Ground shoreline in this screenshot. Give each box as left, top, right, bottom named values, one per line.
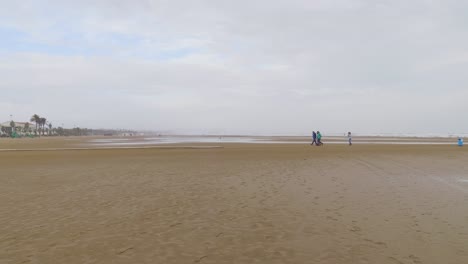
left=1, top=135, right=463, bottom=150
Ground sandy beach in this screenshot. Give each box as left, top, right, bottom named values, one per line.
left=1, top=138, right=467, bottom=264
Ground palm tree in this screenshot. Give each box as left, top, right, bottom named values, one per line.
left=40, top=118, right=47, bottom=136
left=10, top=120, right=15, bottom=135
left=24, top=122, right=30, bottom=135
left=57, top=127, right=64, bottom=136
left=30, top=114, right=40, bottom=135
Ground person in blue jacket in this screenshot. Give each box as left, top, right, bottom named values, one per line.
left=311, top=131, right=317, bottom=146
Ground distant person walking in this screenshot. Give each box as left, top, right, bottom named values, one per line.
left=348, top=132, right=352, bottom=146
left=316, top=131, right=323, bottom=146
left=311, top=131, right=317, bottom=146
left=458, top=137, right=464, bottom=147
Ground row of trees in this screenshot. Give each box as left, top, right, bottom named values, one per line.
left=1, top=114, right=54, bottom=137
left=0, top=114, right=93, bottom=137
left=30, top=114, right=52, bottom=136
left=2, top=114, right=137, bottom=137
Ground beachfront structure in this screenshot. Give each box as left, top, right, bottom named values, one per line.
left=1, top=121, right=35, bottom=135
left=1, top=121, right=34, bottom=128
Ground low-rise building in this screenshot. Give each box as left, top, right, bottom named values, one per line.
left=1, top=121, right=36, bottom=136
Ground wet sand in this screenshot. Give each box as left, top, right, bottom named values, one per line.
left=1, top=139, right=468, bottom=263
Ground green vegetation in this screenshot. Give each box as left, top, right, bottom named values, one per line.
left=1, top=114, right=136, bottom=138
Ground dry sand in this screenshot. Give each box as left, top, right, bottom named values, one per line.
left=1, top=138, right=468, bottom=264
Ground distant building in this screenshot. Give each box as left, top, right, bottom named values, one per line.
left=1, top=121, right=35, bottom=129
left=1, top=121, right=36, bottom=135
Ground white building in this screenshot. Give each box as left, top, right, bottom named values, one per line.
left=1, top=121, right=36, bottom=135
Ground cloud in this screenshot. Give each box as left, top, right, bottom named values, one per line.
left=1, top=0, right=468, bottom=134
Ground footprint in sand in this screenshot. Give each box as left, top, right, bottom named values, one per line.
left=387, top=256, right=405, bottom=264
left=117, top=247, right=134, bottom=255
left=194, top=255, right=207, bottom=263
left=363, top=238, right=387, bottom=248
left=408, top=254, right=422, bottom=264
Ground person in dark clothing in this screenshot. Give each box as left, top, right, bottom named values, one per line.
left=311, top=131, right=317, bottom=145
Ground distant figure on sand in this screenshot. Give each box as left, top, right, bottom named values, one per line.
left=348, top=132, right=352, bottom=146
left=458, top=137, right=464, bottom=147
left=311, top=131, right=317, bottom=146
left=316, top=131, right=323, bottom=146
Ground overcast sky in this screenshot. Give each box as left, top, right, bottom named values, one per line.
left=1, top=0, right=467, bottom=135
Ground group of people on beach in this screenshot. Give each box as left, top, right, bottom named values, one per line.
left=311, top=131, right=353, bottom=146
left=310, top=131, right=323, bottom=146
